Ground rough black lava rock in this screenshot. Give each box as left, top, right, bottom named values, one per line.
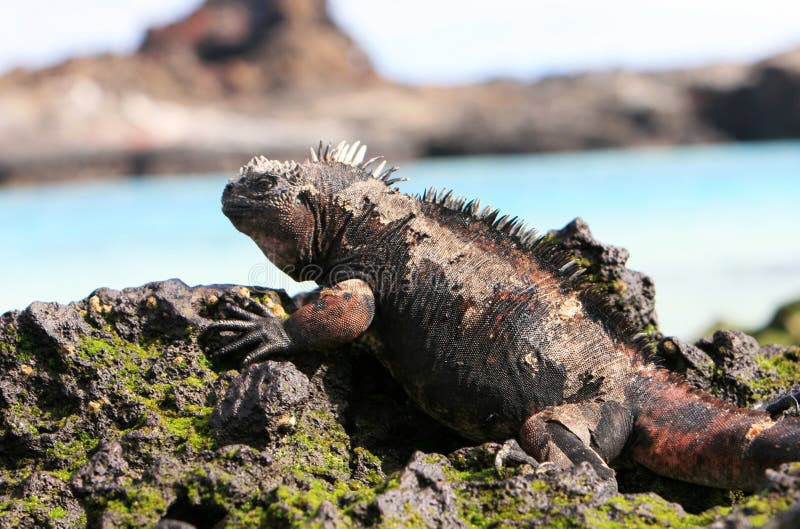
left=549, top=217, right=659, bottom=333
left=1, top=221, right=800, bottom=528
left=211, top=361, right=311, bottom=447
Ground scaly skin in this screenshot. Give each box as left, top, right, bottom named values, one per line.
left=209, top=141, right=800, bottom=490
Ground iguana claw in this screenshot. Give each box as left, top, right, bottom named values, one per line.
left=204, top=299, right=292, bottom=365
left=494, top=439, right=546, bottom=475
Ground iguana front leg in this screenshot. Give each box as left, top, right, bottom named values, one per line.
left=208, top=278, right=375, bottom=364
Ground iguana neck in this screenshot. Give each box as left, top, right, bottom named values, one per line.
left=306, top=184, right=418, bottom=287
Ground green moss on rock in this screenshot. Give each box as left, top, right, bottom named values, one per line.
left=2, top=281, right=800, bottom=528
left=95, top=485, right=168, bottom=528
left=751, top=347, right=800, bottom=398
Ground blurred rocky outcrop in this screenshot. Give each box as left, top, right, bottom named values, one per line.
left=0, top=0, right=799, bottom=185
left=139, top=0, right=375, bottom=93
left=695, top=48, right=800, bottom=140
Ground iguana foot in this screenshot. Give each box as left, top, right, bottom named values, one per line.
left=204, top=279, right=376, bottom=366
left=518, top=405, right=627, bottom=482
left=204, top=298, right=292, bottom=365
left=494, top=439, right=551, bottom=475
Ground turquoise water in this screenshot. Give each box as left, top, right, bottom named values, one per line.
left=2, top=141, right=799, bottom=339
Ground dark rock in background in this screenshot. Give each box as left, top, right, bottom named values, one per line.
left=695, top=49, right=800, bottom=141
left=139, top=0, right=376, bottom=92
left=549, top=217, right=659, bottom=333
left=747, top=298, right=800, bottom=347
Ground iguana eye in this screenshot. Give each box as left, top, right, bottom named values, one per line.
left=251, top=175, right=277, bottom=196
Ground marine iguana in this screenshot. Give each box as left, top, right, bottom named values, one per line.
left=209, top=140, right=800, bottom=490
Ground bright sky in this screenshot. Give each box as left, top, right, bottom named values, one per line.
left=0, top=0, right=798, bottom=83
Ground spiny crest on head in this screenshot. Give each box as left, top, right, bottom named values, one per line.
left=309, top=140, right=405, bottom=185
left=239, top=155, right=301, bottom=181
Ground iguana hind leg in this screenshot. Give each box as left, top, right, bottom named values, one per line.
left=206, top=278, right=375, bottom=365
left=518, top=401, right=633, bottom=481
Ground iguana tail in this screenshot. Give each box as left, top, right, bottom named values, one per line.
left=629, top=368, right=800, bottom=490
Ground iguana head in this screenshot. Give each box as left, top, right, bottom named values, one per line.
left=222, top=141, right=400, bottom=273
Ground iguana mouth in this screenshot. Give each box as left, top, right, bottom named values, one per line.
left=221, top=204, right=251, bottom=217
left=221, top=181, right=253, bottom=217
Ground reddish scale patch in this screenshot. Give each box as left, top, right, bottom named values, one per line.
left=631, top=369, right=779, bottom=489
left=286, top=284, right=374, bottom=349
